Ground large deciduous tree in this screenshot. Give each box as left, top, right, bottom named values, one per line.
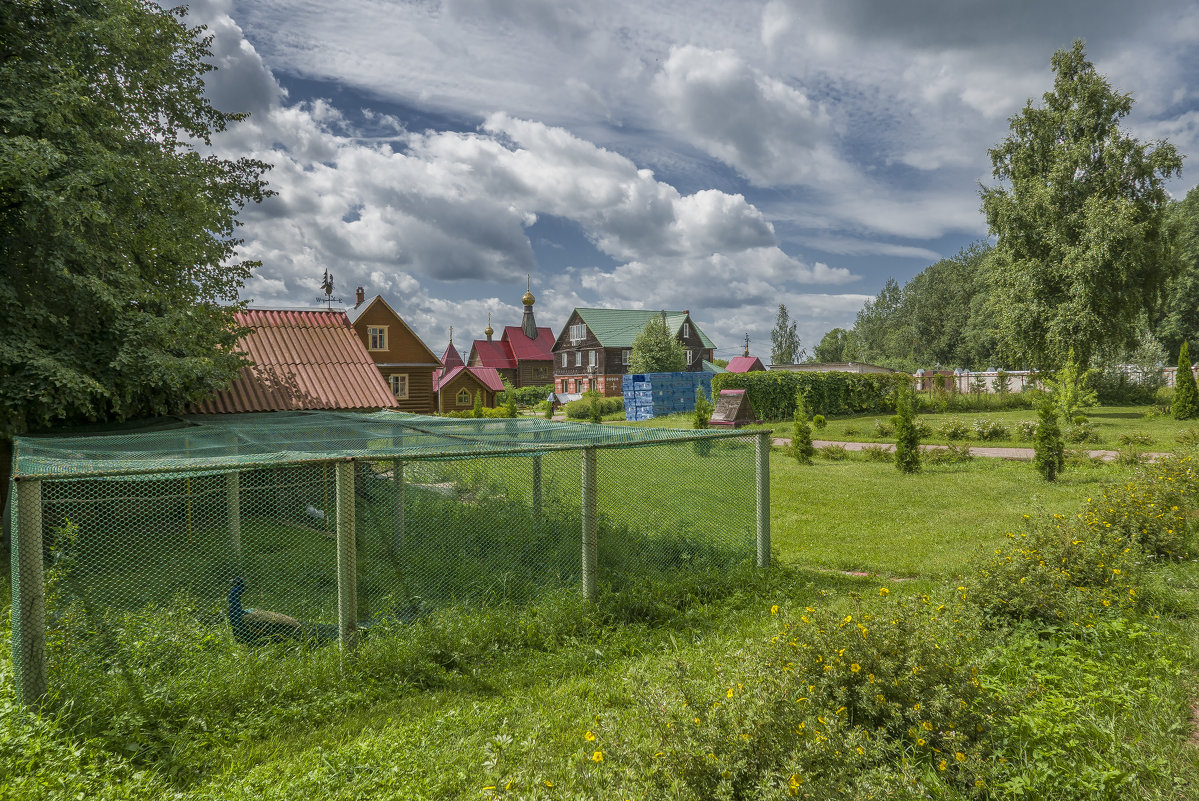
left=770, top=304, right=802, bottom=365
left=0, top=0, right=271, bottom=439
left=980, top=41, right=1181, bottom=371
left=1156, top=186, right=1199, bottom=361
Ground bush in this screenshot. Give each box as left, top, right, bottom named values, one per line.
left=444, top=405, right=510, bottom=419
left=817, top=444, right=848, bottom=461
left=926, top=443, right=973, bottom=464
left=812, top=414, right=827, bottom=430
left=712, top=370, right=908, bottom=420
left=972, top=418, right=1008, bottom=441
left=1065, top=420, right=1099, bottom=443
left=913, top=418, right=933, bottom=438
left=1033, top=397, right=1064, bottom=481
left=842, top=425, right=861, bottom=437
left=564, top=395, right=624, bottom=420
left=873, top=418, right=893, bottom=438
left=938, top=417, right=970, bottom=440
left=1016, top=419, right=1038, bottom=441
left=1176, top=427, right=1199, bottom=447
left=893, top=382, right=920, bottom=474
left=861, top=445, right=893, bottom=462
left=792, top=392, right=815, bottom=465
left=498, top=384, right=554, bottom=408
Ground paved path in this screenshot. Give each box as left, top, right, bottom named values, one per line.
left=770, top=438, right=1171, bottom=462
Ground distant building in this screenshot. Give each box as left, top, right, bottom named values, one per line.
left=346, top=288, right=442, bottom=413
left=551, top=308, right=716, bottom=397
left=435, top=330, right=505, bottom=412
left=191, top=309, right=397, bottom=413
left=467, top=281, right=554, bottom=387
left=726, top=356, right=766, bottom=373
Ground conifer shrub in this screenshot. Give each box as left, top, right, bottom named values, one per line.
left=693, top=386, right=713, bottom=430
left=1172, top=341, right=1198, bottom=420
left=791, top=392, right=815, bottom=465
left=812, top=414, right=827, bottom=430
left=893, top=383, right=921, bottom=474
left=1033, top=396, right=1064, bottom=481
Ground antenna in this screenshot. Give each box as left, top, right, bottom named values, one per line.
left=315, top=269, right=342, bottom=308
left=744, top=332, right=750, bottom=358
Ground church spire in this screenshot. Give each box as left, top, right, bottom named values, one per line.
left=521, top=275, right=539, bottom=340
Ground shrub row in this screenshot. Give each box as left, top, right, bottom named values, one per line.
left=713, top=370, right=908, bottom=420
left=563, top=395, right=624, bottom=420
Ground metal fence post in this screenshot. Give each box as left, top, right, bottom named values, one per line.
left=531, top=454, right=542, bottom=520
left=335, top=460, right=359, bottom=651
left=581, top=447, right=597, bottom=601
left=756, top=432, right=771, bottom=569
left=14, top=478, right=46, bottom=705
left=226, top=472, right=242, bottom=561
left=392, top=459, right=404, bottom=556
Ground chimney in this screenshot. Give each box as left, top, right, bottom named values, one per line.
left=355, top=286, right=365, bottom=305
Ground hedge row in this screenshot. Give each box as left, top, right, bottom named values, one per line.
left=564, top=395, right=624, bottom=420
left=712, top=370, right=909, bottom=419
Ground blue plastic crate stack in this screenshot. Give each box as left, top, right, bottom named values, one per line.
left=622, top=372, right=714, bottom=421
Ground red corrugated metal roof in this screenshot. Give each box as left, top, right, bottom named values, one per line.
left=440, top=341, right=465, bottom=370
left=726, top=356, right=765, bottom=373
left=471, top=339, right=517, bottom=369
left=191, top=309, right=398, bottom=414
left=502, top=326, right=555, bottom=361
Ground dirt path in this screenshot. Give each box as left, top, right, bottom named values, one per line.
left=770, top=438, right=1171, bottom=462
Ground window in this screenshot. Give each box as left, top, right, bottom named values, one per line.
left=533, top=366, right=548, bottom=379
left=574, top=351, right=581, bottom=367
left=388, top=373, right=409, bottom=400
left=367, top=326, right=387, bottom=350
left=456, top=388, right=471, bottom=405
left=570, top=323, right=587, bottom=342
left=561, top=353, right=567, bottom=367
left=682, top=322, right=690, bottom=339
left=621, top=349, right=630, bottom=365
left=687, top=349, right=695, bottom=365
left=588, top=350, right=597, bottom=367
left=589, top=379, right=597, bottom=391
left=570, top=380, right=578, bottom=393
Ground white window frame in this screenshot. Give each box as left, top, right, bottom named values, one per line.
left=367, top=326, right=387, bottom=351
left=574, top=351, right=581, bottom=367
left=570, top=322, right=587, bottom=342
left=561, top=352, right=567, bottom=367
left=621, top=349, right=630, bottom=365
left=588, top=349, right=598, bottom=367
left=388, top=373, right=409, bottom=400
left=687, top=349, right=696, bottom=365
left=682, top=322, right=690, bottom=339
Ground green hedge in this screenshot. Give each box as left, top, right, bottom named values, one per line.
left=564, top=395, right=624, bottom=420
left=712, top=370, right=909, bottom=419
left=498, top=384, right=554, bottom=408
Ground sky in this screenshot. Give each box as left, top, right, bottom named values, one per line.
left=189, top=0, right=1199, bottom=363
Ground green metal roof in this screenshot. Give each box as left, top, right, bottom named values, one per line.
left=574, top=309, right=717, bottom=349
left=702, top=360, right=727, bottom=373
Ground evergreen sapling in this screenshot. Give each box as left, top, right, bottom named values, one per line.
left=893, top=383, right=921, bottom=474
left=791, top=392, right=815, bottom=465
left=1173, top=342, right=1198, bottom=420
left=1033, top=396, right=1065, bottom=481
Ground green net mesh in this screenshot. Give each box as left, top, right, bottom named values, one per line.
left=9, top=411, right=763, bottom=703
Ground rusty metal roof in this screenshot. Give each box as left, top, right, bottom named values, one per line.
left=191, top=309, right=399, bottom=414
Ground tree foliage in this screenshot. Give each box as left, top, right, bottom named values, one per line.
left=812, top=328, right=857, bottom=363
left=770, top=304, right=802, bottom=365
left=628, top=315, right=686, bottom=374
left=693, top=386, right=713, bottom=430
left=0, top=0, right=271, bottom=437
left=1046, top=347, right=1097, bottom=421
left=1173, top=342, right=1198, bottom=420
left=1156, top=186, right=1199, bottom=361
left=980, top=41, right=1182, bottom=371
left=849, top=243, right=998, bottom=371
left=893, top=382, right=921, bottom=474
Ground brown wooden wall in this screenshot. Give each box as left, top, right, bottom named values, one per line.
left=438, top=373, right=497, bottom=411
left=351, top=300, right=440, bottom=413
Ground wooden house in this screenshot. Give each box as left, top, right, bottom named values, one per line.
left=726, top=355, right=766, bottom=373
left=551, top=309, right=716, bottom=397
left=467, top=283, right=554, bottom=387
left=435, top=333, right=505, bottom=411
left=345, top=288, right=442, bottom=413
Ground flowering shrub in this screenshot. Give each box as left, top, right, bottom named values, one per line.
left=926, top=444, right=974, bottom=465
left=938, top=418, right=971, bottom=440
left=629, top=596, right=994, bottom=799
left=1015, top=420, right=1038, bottom=441
left=1065, top=420, right=1099, bottom=443
left=873, top=418, right=893, bottom=437
left=972, top=418, right=1009, bottom=441
left=861, top=445, right=892, bottom=462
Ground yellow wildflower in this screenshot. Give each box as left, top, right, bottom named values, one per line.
left=771, top=604, right=780, bottom=615
left=850, top=663, right=861, bottom=673
left=584, top=731, right=596, bottom=742
left=592, top=751, right=604, bottom=763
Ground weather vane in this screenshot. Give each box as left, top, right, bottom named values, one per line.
left=315, top=268, right=342, bottom=308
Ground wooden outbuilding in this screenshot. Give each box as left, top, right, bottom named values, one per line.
left=345, top=288, right=442, bottom=413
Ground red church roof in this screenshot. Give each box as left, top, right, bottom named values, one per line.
left=502, top=325, right=555, bottom=361
left=726, top=356, right=766, bottom=373
left=440, top=341, right=465, bottom=371
left=433, top=365, right=506, bottom=393
left=472, top=339, right=517, bottom=369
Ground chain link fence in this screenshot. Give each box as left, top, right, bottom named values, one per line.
left=10, top=411, right=769, bottom=705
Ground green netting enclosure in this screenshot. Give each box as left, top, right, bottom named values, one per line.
left=9, top=411, right=770, bottom=705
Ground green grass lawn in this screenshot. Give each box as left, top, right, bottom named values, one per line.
left=4, top=438, right=1199, bottom=799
